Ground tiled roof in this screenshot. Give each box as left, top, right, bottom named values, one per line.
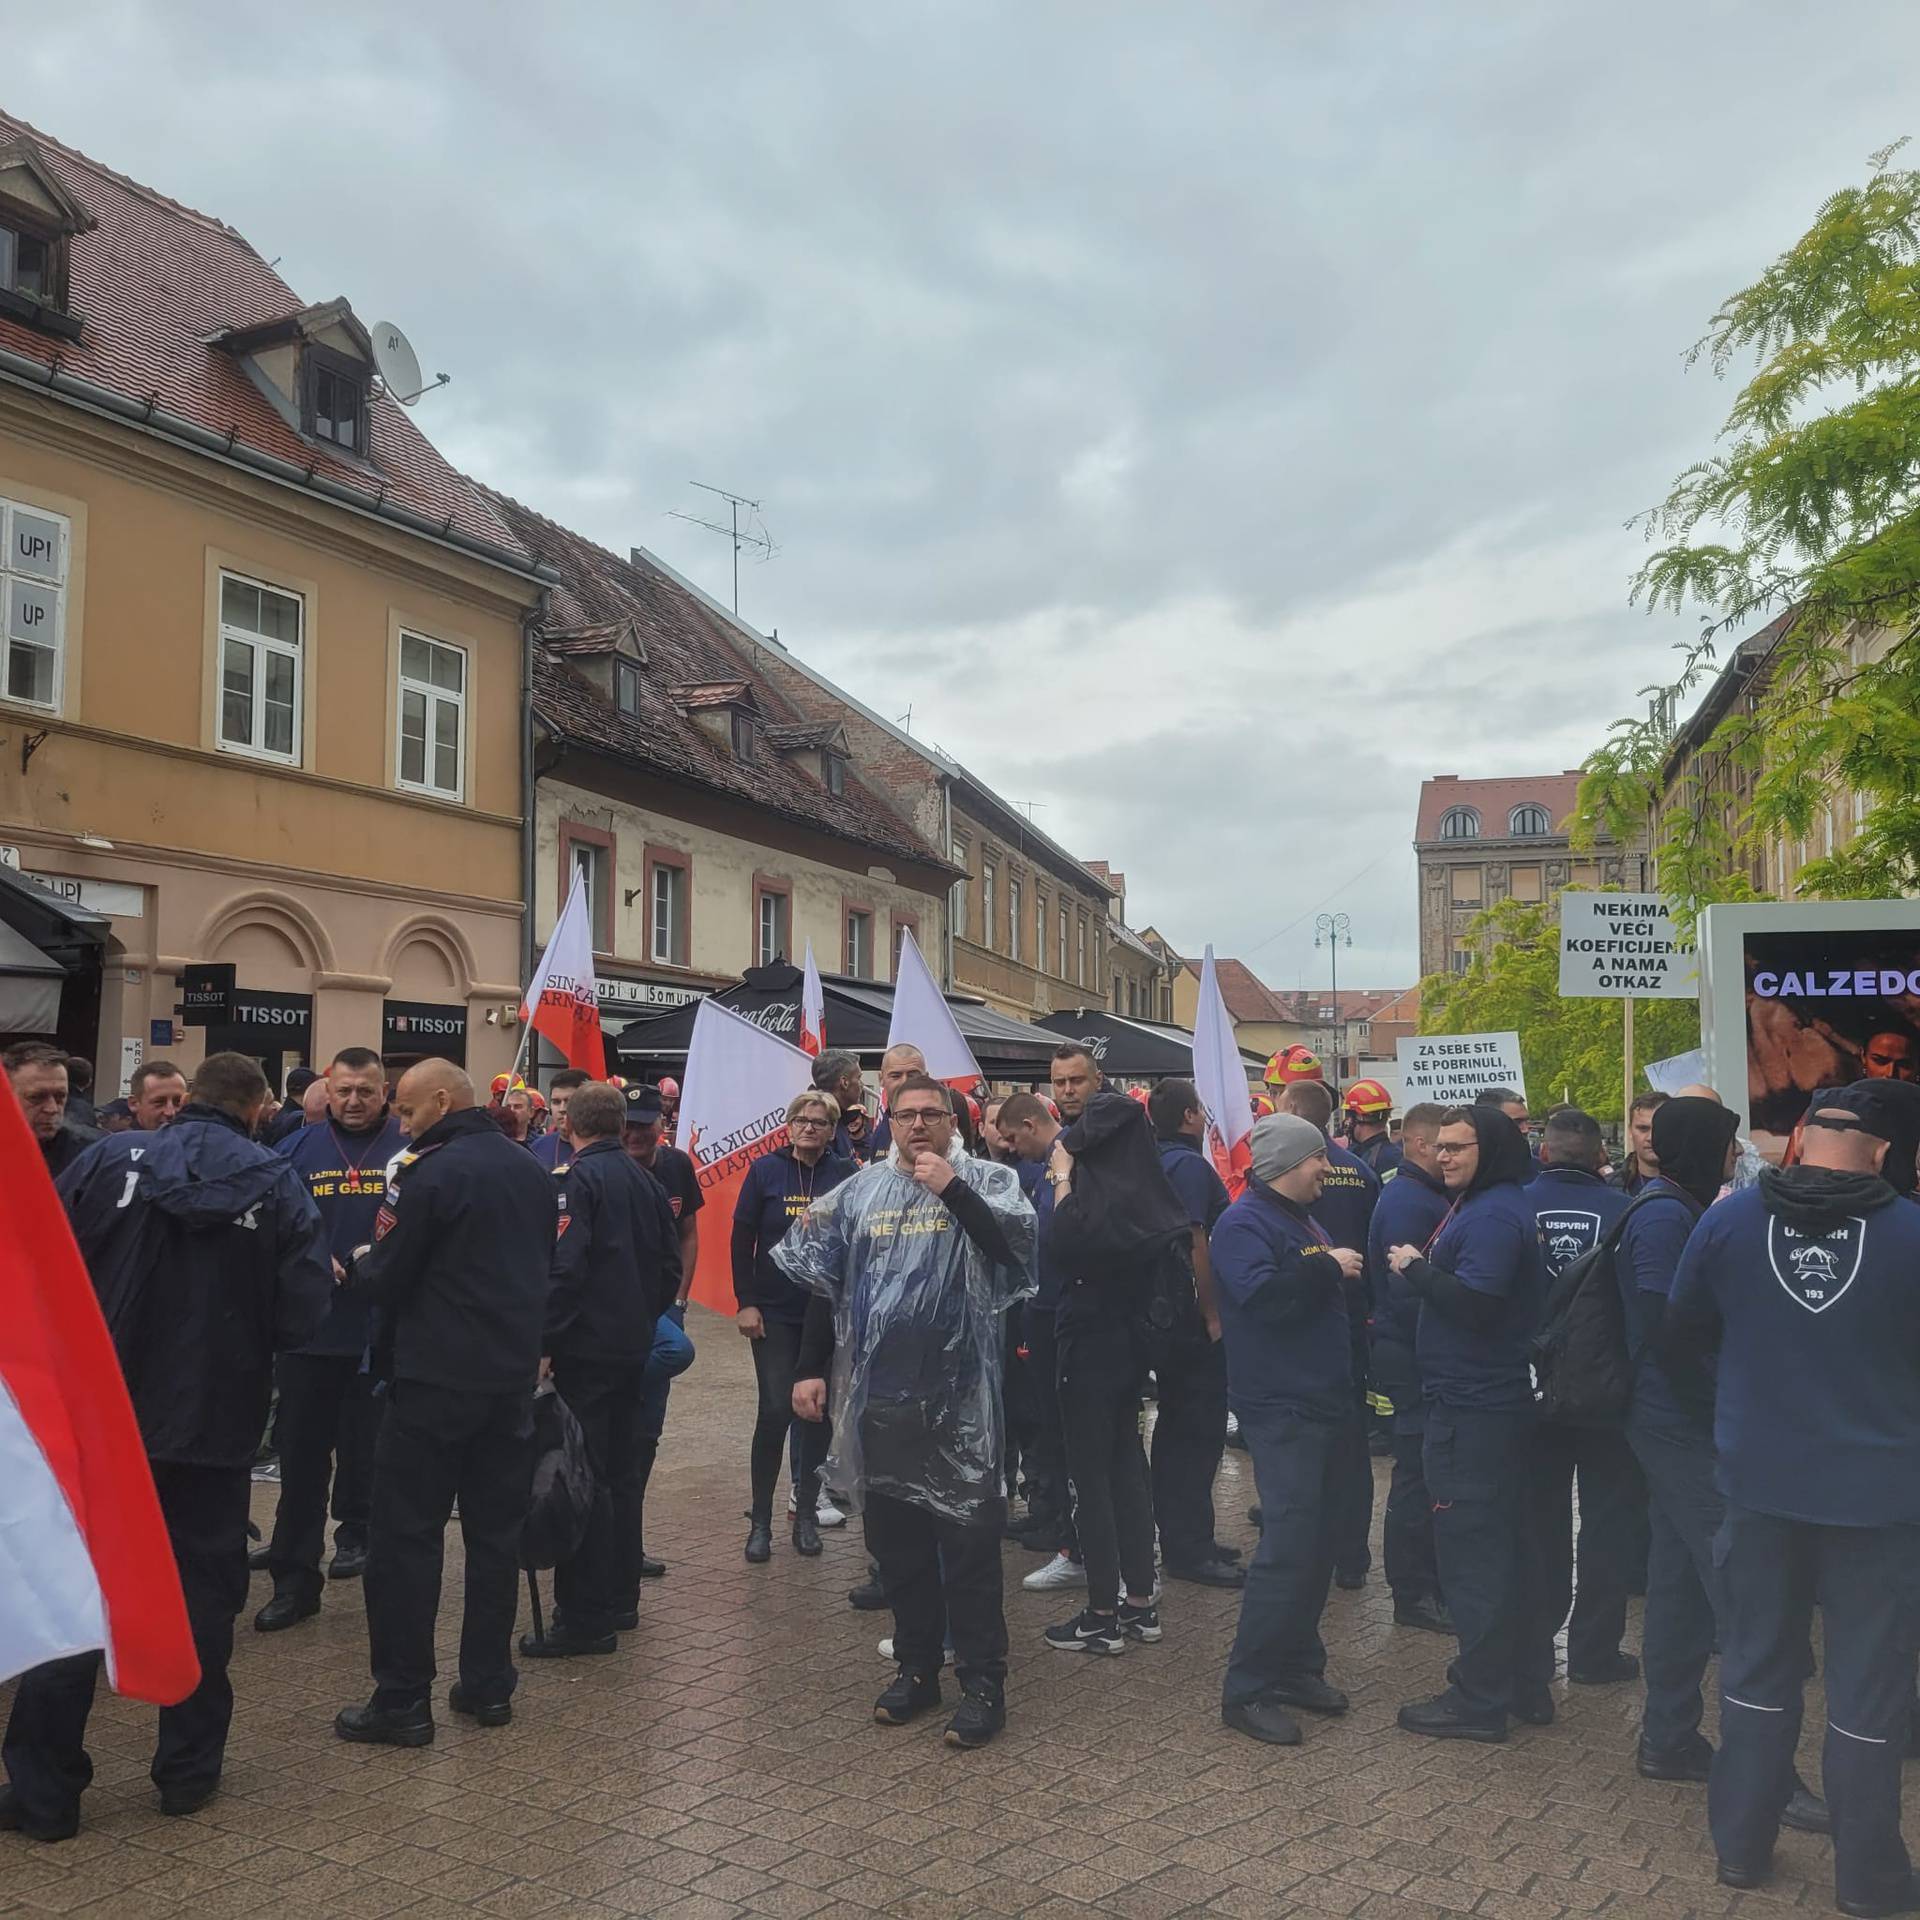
left=1178, top=959, right=1408, bottom=1027
left=765, top=721, right=843, bottom=752
left=1414, top=770, right=1586, bottom=844
left=0, top=111, right=526, bottom=563
left=489, top=489, right=954, bottom=874
left=670, top=680, right=753, bottom=710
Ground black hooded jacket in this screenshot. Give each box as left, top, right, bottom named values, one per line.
left=1649, top=1097, right=1741, bottom=1210
left=57, top=1105, right=333, bottom=1467
left=1049, top=1092, right=1190, bottom=1326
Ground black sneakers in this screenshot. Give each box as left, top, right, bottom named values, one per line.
left=1396, top=1692, right=1507, bottom=1743
left=1222, top=1699, right=1303, bottom=1746
left=519, top=1626, right=617, bottom=1659
left=1263, top=1675, right=1348, bottom=1717
left=874, top=1669, right=942, bottom=1725
left=1118, top=1602, right=1162, bottom=1644
left=943, top=1687, right=1006, bottom=1749
left=1044, top=1609, right=1126, bottom=1656
left=334, top=1698, right=435, bottom=1747
left=1392, top=1595, right=1454, bottom=1635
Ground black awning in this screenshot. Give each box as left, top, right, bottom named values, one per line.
left=0, top=864, right=109, bottom=961
left=1035, top=1008, right=1197, bottom=1078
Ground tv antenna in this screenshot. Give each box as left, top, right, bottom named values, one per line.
left=667, top=481, right=776, bottom=614
left=1012, top=800, right=1049, bottom=823
left=370, top=320, right=450, bottom=405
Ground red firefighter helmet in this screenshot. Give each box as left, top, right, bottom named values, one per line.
left=658, top=1076, right=681, bottom=1102
left=1264, top=1044, right=1324, bottom=1087
left=1343, top=1078, right=1393, bottom=1118
left=1250, top=1092, right=1276, bottom=1117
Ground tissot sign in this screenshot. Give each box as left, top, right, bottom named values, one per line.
left=383, top=998, right=467, bottom=1063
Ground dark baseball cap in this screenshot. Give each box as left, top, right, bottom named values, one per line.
left=622, top=1083, right=664, bottom=1120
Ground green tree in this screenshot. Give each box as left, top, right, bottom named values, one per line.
left=1418, top=899, right=1698, bottom=1124
left=1578, top=143, right=1920, bottom=912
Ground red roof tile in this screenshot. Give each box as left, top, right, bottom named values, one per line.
left=0, top=111, right=527, bottom=564
left=1414, top=770, right=1586, bottom=844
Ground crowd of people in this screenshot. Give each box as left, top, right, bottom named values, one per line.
left=7, top=1029, right=1920, bottom=1917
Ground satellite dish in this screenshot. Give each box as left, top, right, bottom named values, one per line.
left=371, top=320, right=426, bottom=405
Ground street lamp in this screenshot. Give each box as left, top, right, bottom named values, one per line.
left=1314, top=912, right=1353, bottom=1078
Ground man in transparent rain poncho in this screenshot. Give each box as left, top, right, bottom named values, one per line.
left=780, top=1072, right=1036, bottom=1750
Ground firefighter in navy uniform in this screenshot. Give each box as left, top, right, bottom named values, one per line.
left=529, top=1081, right=679, bottom=1656
left=1343, top=1080, right=1403, bottom=1178
left=334, top=1060, right=557, bottom=1747
left=1, top=1053, right=331, bottom=1840
left=1661, top=1082, right=1920, bottom=1915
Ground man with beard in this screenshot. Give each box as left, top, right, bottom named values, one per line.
left=1387, top=1105, right=1546, bottom=1741
left=1661, top=1082, right=1920, bottom=1912
left=257, top=1049, right=408, bottom=1626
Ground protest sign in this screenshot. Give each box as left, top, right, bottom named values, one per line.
left=1396, top=1031, right=1527, bottom=1105
left=1559, top=892, right=1698, bottom=1000
left=1644, top=1048, right=1706, bottom=1094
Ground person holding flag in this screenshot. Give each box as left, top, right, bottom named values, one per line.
left=3, top=1053, right=332, bottom=1838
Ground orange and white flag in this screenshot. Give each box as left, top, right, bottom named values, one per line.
left=679, top=999, right=815, bottom=1313
left=522, top=868, right=605, bottom=1075
left=888, top=925, right=981, bottom=1092
left=1194, top=944, right=1253, bottom=1196
left=799, top=939, right=826, bottom=1058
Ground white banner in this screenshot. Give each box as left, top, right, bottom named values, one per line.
left=887, top=926, right=982, bottom=1089
left=1558, top=891, right=1698, bottom=1000
left=1644, top=1048, right=1706, bottom=1094
left=1396, top=1030, right=1528, bottom=1105
left=800, top=939, right=826, bottom=1058
left=1193, top=945, right=1253, bottom=1195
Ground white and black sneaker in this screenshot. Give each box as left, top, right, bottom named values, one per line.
left=1118, top=1602, right=1162, bottom=1644
left=1044, top=1609, right=1126, bottom=1656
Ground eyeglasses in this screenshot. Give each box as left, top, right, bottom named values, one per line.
left=1434, top=1142, right=1476, bottom=1156
left=790, top=1115, right=832, bottom=1129
left=893, top=1106, right=951, bottom=1125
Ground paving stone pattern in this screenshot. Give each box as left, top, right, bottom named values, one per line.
left=0, top=1306, right=1888, bottom=1917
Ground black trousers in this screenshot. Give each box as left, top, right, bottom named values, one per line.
left=1384, top=1424, right=1441, bottom=1605
left=1148, top=1330, right=1227, bottom=1568
left=864, top=1490, right=1008, bottom=1692
left=1711, top=1505, right=1920, bottom=1911
left=1627, top=1410, right=1722, bottom=1751
left=265, top=1349, right=383, bottom=1600
left=1521, top=1420, right=1644, bottom=1690
left=1424, top=1406, right=1539, bottom=1721
left=1058, top=1312, right=1156, bottom=1613
left=1019, top=1306, right=1073, bottom=1546
left=362, top=1380, right=533, bottom=1710
left=551, top=1356, right=646, bottom=1638
left=748, top=1319, right=824, bottom=1521
left=4, top=1463, right=250, bottom=1823
left=1331, top=1408, right=1374, bottom=1579
left=1223, top=1408, right=1339, bottom=1709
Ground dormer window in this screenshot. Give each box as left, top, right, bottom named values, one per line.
left=304, top=344, right=367, bottom=454
left=615, top=657, right=641, bottom=716
left=0, top=227, right=50, bottom=300
left=823, top=751, right=845, bottom=797
left=0, top=138, right=94, bottom=341
left=731, top=710, right=756, bottom=760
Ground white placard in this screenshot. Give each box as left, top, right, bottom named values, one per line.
left=1396, top=1031, right=1527, bottom=1105
left=1558, top=892, right=1697, bottom=999
left=1644, top=1048, right=1706, bottom=1094
left=118, top=1035, right=143, bottom=1099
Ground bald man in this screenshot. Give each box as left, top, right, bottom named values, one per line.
left=867, top=1043, right=927, bottom=1161
left=333, top=1059, right=558, bottom=1748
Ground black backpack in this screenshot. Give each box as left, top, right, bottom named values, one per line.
left=1529, top=1191, right=1663, bottom=1425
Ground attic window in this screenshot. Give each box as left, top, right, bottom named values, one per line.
left=303, top=344, right=367, bottom=454
left=823, top=751, right=845, bottom=797
left=732, top=710, right=755, bottom=760
left=0, top=227, right=50, bottom=300
left=615, top=657, right=641, bottom=716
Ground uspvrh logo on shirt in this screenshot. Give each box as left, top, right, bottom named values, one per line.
left=1767, top=1216, right=1866, bottom=1313
left=1538, top=1209, right=1601, bottom=1276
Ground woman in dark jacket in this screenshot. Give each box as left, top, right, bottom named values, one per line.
left=732, top=1089, right=856, bottom=1562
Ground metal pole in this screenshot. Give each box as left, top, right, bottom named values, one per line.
left=731, top=497, right=740, bottom=613
left=1623, top=996, right=1635, bottom=1130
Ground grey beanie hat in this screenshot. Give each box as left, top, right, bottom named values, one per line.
left=1249, top=1112, right=1325, bottom=1185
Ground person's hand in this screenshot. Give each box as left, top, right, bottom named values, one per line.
left=1047, top=1142, right=1073, bottom=1182
left=1331, top=1247, right=1364, bottom=1284
left=537, top=1354, right=553, bottom=1385
left=332, top=1256, right=347, bottom=1285
left=911, top=1150, right=956, bottom=1195
left=1203, top=1310, right=1223, bottom=1344
left=1387, top=1244, right=1419, bottom=1275
left=792, top=1377, right=827, bottom=1422
left=736, top=1307, right=765, bottom=1340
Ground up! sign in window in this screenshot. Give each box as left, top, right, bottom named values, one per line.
left=2, top=497, right=68, bottom=710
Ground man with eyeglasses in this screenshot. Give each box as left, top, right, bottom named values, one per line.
left=780, top=1071, right=1036, bottom=1751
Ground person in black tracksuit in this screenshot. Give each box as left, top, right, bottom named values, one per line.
left=2, top=1053, right=330, bottom=1839
left=732, top=1091, right=856, bottom=1563
left=528, top=1083, right=680, bottom=1657
left=334, top=1061, right=557, bottom=1747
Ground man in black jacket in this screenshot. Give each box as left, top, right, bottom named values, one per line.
left=528, top=1082, right=679, bottom=1658
left=2, top=1052, right=331, bottom=1840
left=5, top=1040, right=100, bottom=1179
left=334, top=1060, right=557, bottom=1746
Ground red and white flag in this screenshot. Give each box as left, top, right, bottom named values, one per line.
left=0, top=1080, right=199, bottom=1701
left=679, top=999, right=816, bottom=1313
left=799, top=939, right=826, bottom=1058
left=522, top=868, right=605, bottom=1075
left=1193, top=944, right=1253, bottom=1197
left=887, top=925, right=981, bottom=1092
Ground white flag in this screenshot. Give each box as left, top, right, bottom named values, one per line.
left=521, top=868, right=604, bottom=1073
left=887, top=925, right=981, bottom=1091
left=1193, top=944, right=1253, bottom=1196
left=800, top=939, right=826, bottom=1058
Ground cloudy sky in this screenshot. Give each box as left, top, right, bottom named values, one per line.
left=14, top=4, right=1917, bottom=986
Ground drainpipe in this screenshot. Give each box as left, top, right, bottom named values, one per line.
left=942, top=778, right=956, bottom=990
left=519, top=593, right=548, bottom=987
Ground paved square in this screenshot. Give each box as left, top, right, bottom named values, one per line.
left=0, top=1306, right=1892, bottom=1916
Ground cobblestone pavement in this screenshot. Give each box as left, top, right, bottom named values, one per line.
left=0, top=1306, right=1886, bottom=1918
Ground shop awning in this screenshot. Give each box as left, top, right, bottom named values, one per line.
left=0, top=865, right=110, bottom=963
left=0, top=918, right=65, bottom=1033
left=1035, top=1008, right=1269, bottom=1078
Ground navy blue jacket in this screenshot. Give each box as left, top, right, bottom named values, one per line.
left=1367, top=1160, right=1451, bottom=1431
left=1158, top=1134, right=1231, bottom=1232
left=1418, top=1181, right=1544, bottom=1413
left=348, top=1106, right=558, bottom=1393
left=279, top=1112, right=407, bottom=1355
left=59, top=1106, right=332, bottom=1467
left=1614, top=1178, right=1709, bottom=1429
left=1524, top=1166, right=1632, bottom=1281
left=1351, top=1132, right=1404, bottom=1179
left=1668, top=1182, right=1920, bottom=1525
left=731, top=1146, right=856, bottom=1319
left=1210, top=1183, right=1352, bottom=1421
left=549, top=1137, right=681, bottom=1359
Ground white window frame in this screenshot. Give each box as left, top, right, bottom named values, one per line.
left=758, top=890, right=788, bottom=966
left=216, top=569, right=304, bottom=765
left=651, top=862, right=686, bottom=967
left=1077, top=918, right=1087, bottom=987
left=1439, top=807, right=1480, bottom=840
left=1058, top=907, right=1069, bottom=978
left=847, top=907, right=874, bottom=979
left=395, top=629, right=467, bottom=800
left=1, top=495, right=69, bottom=714
left=983, top=864, right=997, bottom=950
left=1008, top=878, right=1023, bottom=964
left=570, top=839, right=611, bottom=953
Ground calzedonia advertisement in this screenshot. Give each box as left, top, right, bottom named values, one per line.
left=1697, top=900, right=1920, bottom=1162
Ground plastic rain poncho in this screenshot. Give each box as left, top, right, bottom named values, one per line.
left=772, top=1142, right=1036, bottom=1522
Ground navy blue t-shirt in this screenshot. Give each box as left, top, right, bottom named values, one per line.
left=530, top=1130, right=565, bottom=1171
left=1158, top=1135, right=1230, bottom=1232
left=1210, top=1184, right=1352, bottom=1420
left=731, top=1148, right=856, bottom=1319
left=279, top=1113, right=407, bottom=1355
left=1367, top=1161, right=1452, bottom=1431
left=1669, top=1185, right=1920, bottom=1525
left=1418, top=1181, right=1544, bottom=1413
left=1524, top=1166, right=1632, bottom=1280
left=1027, top=1163, right=1069, bottom=1313
left=1613, top=1179, right=1709, bottom=1429
left=1313, top=1141, right=1380, bottom=1261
